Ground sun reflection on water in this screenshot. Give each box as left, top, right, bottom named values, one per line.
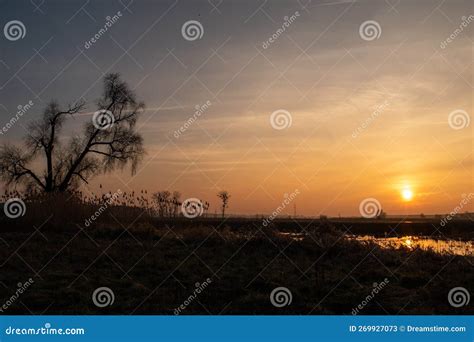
left=350, top=235, right=473, bottom=256
left=277, top=232, right=473, bottom=256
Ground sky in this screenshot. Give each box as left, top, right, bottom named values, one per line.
left=0, top=0, right=472, bottom=216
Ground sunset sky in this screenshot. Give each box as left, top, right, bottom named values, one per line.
left=0, top=0, right=472, bottom=216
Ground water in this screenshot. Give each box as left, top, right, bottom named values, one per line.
left=347, top=235, right=474, bottom=256
left=278, top=232, right=473, bottom=256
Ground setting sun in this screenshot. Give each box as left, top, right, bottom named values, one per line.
left=401, top=188, right=414, bottom=201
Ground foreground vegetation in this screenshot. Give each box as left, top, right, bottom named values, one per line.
left=1, top=207, right=472, bottom=314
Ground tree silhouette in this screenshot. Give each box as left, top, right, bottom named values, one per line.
left=0, top=73, right=144, bottom=192
left=171, top=191, right=181, bottom=217
left=153, top=190, right=171, bottom=217
left=217, top=190, right=230, bottom=218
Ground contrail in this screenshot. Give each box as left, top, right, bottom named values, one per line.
left=310, top=0, right=357, bottom=7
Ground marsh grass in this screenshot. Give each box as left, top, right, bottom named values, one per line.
left=1, top=223, right=473, bottom=314
left=0, top=194, right=472, bottom=315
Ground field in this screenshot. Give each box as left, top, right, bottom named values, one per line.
left=1, top=204, right=473, bottom=315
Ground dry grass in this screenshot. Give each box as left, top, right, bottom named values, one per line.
left=0, top=217, right=472, bottom=315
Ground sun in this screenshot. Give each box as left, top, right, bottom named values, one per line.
left=401, top=188, right=414, bottom=201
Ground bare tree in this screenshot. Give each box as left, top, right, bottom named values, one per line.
left=0, top=73, right=145, bottom=192
left=171, top=191, right=181, bottom=217
left=152, top=190, right=171, bottom=217
left=217, top=190, right=230, bottom=218
left=151, top=190, right=182, bottom=217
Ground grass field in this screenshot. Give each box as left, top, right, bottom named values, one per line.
left=1, top=212, right=472, bottom=315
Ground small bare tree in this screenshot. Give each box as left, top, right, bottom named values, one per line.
left=0, top=73, right=145, bottom=192
left=217, top=190, right=230, bottom=218
left=152, top=190, right=171, bottom=217
left=171, top=191, right=181, bottom=217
